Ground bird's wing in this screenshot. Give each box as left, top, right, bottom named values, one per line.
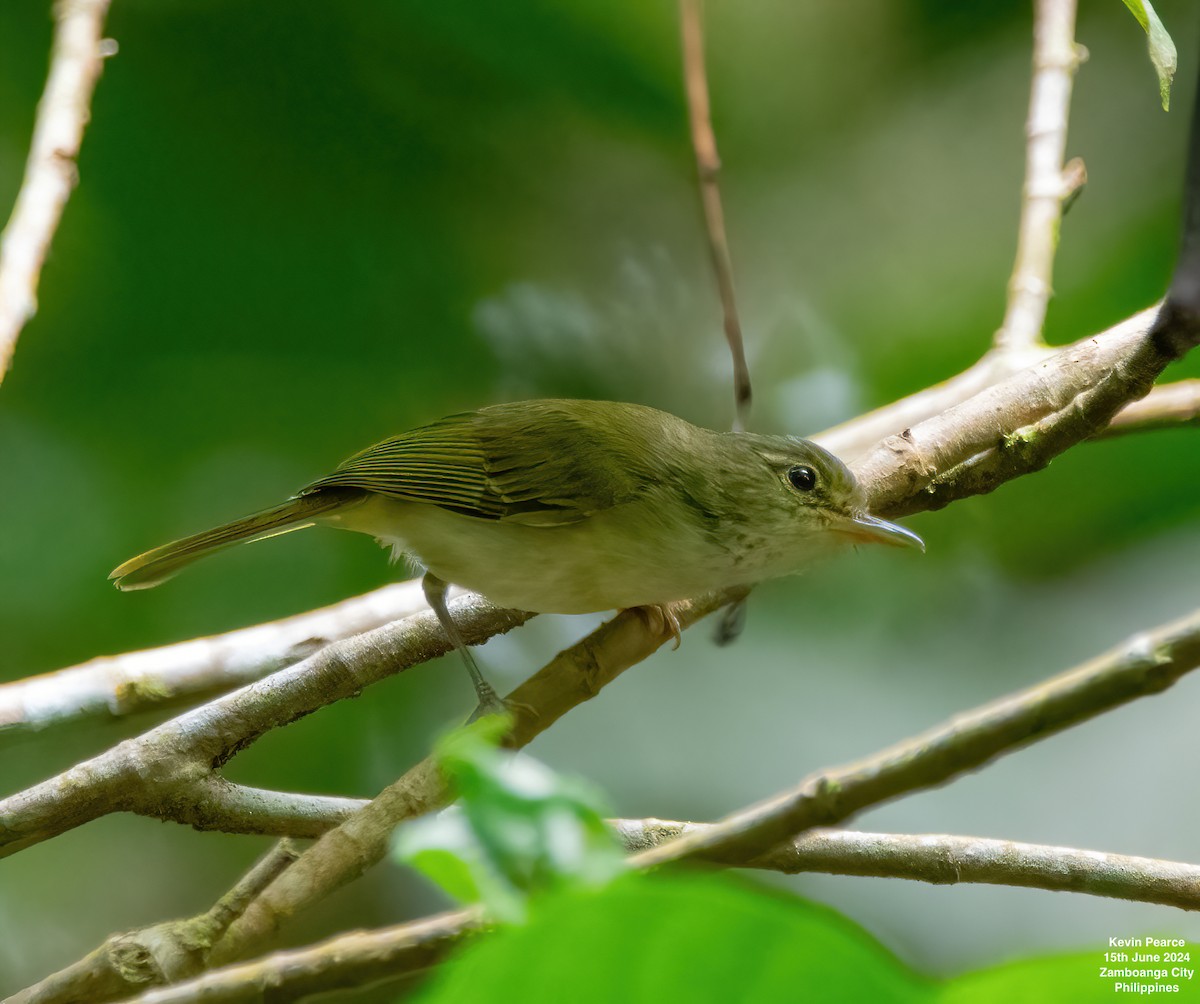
left=301, top=403, right=651, bottom=526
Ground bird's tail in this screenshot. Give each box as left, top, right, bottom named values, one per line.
left=109, top=488, right=364, bottom=590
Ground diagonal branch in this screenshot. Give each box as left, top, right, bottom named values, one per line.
left=9, top=840, right=301, bottom=1004
left=123, top=909, right=477, bottom=1004
left=628, top=605, right=1200, bottom=869
left=0, top=580, right=429, bottom=734
left=204, top=587, right=744, bottom=966
left=852, top=304, right=1196, bottom=517
left=0, top=594, right=534, bottom=856
left=0, top=0, right=114, bottom=385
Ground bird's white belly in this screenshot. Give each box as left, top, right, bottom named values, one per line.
left=321, top=493, right=808, bottom=614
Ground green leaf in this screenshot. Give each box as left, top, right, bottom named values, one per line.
left=394, top=807, right=531, bottom=922
left=396, top=843, right=482, bottom=906
left=414, top=869, right=1181, bottom=1003
left=414, top=874, right=934, bottom=1004
left=393, top=717, right=625, bottom=920
left=1121, top=0, right=1177, bottom=110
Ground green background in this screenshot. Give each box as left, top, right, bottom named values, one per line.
left=1, top=0, right=1198, bottom=997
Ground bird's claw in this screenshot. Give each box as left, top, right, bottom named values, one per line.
left=629, top=602, right=684, bottom=650
left=465, top=682, right=536, bottom=724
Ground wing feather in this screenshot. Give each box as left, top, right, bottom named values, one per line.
left=301, top=401, right=664, bottom=524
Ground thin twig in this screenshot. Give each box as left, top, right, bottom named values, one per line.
left=123, top=909, right=478, bottom=1004
left=0, top=0, right=113, bottom=385
left=679, top=0, right=751, bottom=431
left=617, top=822, right=1200, bottom=911
left=1103, top=378, right=1200, bottom=436
left=993, top=0, right=1082, bottom=354
left=0, top=580, right=428, bottom=734
left=815, top=0, right=1089, bottom=466
left=628, top=606, right=1200, bottom=869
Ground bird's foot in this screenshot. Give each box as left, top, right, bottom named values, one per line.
left=628, top=602, right=685, bottom=650
left=465, top=681, right=537, bottom=725
left=466, top=679, right=508, bottom=723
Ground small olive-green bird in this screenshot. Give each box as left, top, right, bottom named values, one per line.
left=111, top=399, right=922, bottom=712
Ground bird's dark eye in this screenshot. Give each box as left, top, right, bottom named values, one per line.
left=787, top=465, right=817, bottom=491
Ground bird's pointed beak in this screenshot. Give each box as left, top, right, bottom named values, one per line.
left=834, top=512, right=925, bottom=552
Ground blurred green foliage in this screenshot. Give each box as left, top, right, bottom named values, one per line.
left=421, top=874, right=933, bottom=1004
left=418, top=873, right=1130, bottom=1004
left=393, top=716, right=624, bottom=921
left=1, top=0, right=1198, bottom=998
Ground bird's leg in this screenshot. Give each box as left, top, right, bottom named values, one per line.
left=422, top=572, right=506, bottom=719
left=628, top=602, right=685, bottom=650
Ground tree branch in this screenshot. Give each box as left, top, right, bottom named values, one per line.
left=0, top=299, right=1179, bottom=747
left=204, top=586, right=744, bottom=966
left=0, top=594, right=534, bottom=856
left=628, top=605, right=1200, bottom=869
left=8, top=3, right=1200, bottom=999
left=0, top=584, right=742, bottom=989
left=993, top=0, right=1083, bottom=354
left=815, top=304, right=1197, bottom=471
left=70, top=819, right=1200, bottom=1004
left=17, top=551, right=1200, bottom=991
left=852, top=304, right=1197, bottom=517
left=113, top=593, right=1200, bottom=985
left=0, top=0, right=113, bottom=385
left=174, top=779, right=364, bottom=838
left=123, top=909, right=477, bottom=1004
left=617, top=821, right=1200, bottom=911
left=814, top=0, right=1091, bottom=465
left=1103, top=378, right=1200, bottom=436
left=814, top=305, right=1163, bottom=466
left=9, top=840, right=301, bottom=1004
left=679, top=0, right=751, bottom=431
left=3, top=292, right=1192, bottom=859
left=0, top=581, right=429, bottom=734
